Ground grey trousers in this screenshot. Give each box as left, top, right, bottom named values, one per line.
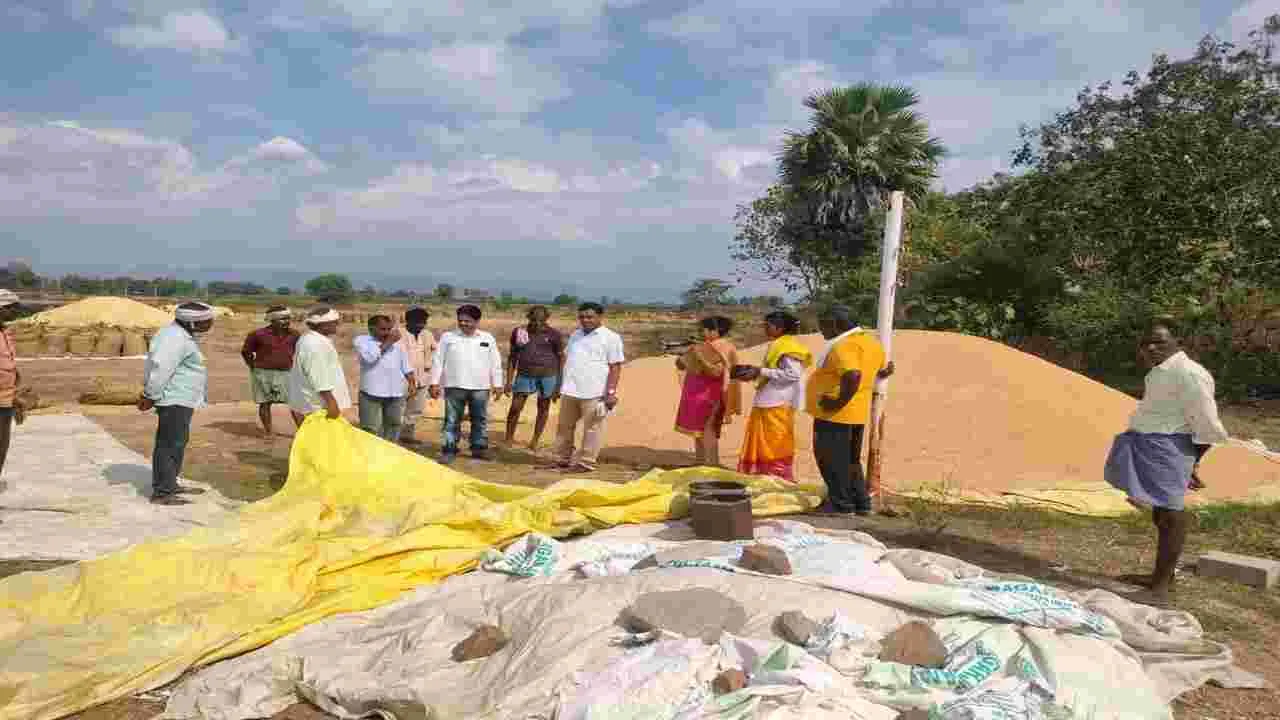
left=153, top=405, right=194, bottom=497
left=359, top=391, right=407, bottom=443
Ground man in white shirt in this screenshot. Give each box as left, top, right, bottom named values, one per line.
left=429, top=305, right=504, bottom=463
left=1104, top=317, right=1229, bottom=607
left=553, top=302, right=625, bottom=473
left=289, top=307, right=352, bottom=421
left=354, top=314, right=416, bottom=442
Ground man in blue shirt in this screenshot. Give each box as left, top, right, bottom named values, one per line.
left=138, top=302, right=215, bottom=506
left=354, top=314, right=417, bottom=442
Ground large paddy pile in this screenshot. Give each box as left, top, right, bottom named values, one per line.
left=11, top=297, right=173, bottom=357
left=608, top=330, right=1280, bottom=505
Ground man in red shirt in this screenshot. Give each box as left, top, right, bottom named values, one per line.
left=241, top=305, right=301, bottom=437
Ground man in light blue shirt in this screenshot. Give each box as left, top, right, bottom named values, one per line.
left=138, top=302, right=215, bottom=506
left=354, top=314, right=417, bottom=442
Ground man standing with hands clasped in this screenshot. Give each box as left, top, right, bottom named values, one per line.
left=289, top=307, right=351, bottom=422
left=805, top=305, right=894, bottom=516
left=139, top=302, right=216, bottom=506
left=553, top=302, right=625, bottom=474
left=354, top=315, right=416, bottom=442
left=430, top=305, right=504, bottom=464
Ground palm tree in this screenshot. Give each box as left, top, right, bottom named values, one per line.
left=779, top=84, right=945, bottom=254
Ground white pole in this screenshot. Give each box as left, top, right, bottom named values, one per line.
left=866, top=190, right=904, bottom=508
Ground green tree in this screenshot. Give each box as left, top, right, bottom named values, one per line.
left=730, top=185, right=849, bottom=299
left=305, top=273, right=353, bottom=302
left=553, top=293, right=578, bottom=306
left=276, top=286, right=292, bottom=295
left=681, top=279, right=734, bottom=309
left=779, top=84, right=945, bottom=258
left=434, top=283, right=455, bottom=301
left=1006, top=16, right=1280, bottom=385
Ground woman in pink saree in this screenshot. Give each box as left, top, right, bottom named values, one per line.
left=674, top=316, right=742, bottom=466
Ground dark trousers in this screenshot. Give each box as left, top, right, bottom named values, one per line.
left=442, top=388, right=490, bottom=454
left=0, top=407, right=12, bottom=480
left=153, top=405, right=194, bottom=497
left=813, top=419, right=869, bottom=513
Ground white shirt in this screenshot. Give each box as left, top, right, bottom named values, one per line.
left=1127, top=351, right=1229, bottom=445
left=354, top=335, right=414, bottom=398
left=561, top=327, right=625, bottom=399
left=429, top=330, right=504, bottom=390
left=289, top=330, right=353, bottom=414
left=753, top=356, right=805, bottom=409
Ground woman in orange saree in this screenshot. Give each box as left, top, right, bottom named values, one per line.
left=733, top=311, right=812, bottom=482
left=674, top=316, right=742, bottom=466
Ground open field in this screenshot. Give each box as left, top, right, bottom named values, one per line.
left=4, top=303, right=1279, bottom=720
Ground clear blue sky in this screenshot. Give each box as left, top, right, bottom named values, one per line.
left=0, top=1, right=1271, bottom=299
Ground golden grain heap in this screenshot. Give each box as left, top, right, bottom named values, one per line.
left=12, top=297, right=173, bottom=357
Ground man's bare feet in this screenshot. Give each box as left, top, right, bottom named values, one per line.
left=1116, top=573, right=1155, bottom=588
left=1124, top=587, right=1174, bottom=608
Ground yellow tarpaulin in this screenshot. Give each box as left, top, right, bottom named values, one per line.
left=0, top=416, right=821, bottom=720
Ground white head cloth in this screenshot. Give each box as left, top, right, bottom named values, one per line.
left=266, top=308, right=292, bottom=321
left=174, top=302, right=215, bottom=323
left=305, top=308, right=340, bottom=325
left=0, top=289, right=18, bottom=307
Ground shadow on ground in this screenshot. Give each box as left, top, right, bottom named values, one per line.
left=102, top=463, right=151, bottom=497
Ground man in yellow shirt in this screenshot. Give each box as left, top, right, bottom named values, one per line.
left=805, top=305, right=894, bottom=515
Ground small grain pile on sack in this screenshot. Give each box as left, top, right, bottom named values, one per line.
left=78, top=379, right=142, bottom=406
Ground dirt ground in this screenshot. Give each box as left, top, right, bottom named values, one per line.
left=6, top=308, right=1279, bottom=720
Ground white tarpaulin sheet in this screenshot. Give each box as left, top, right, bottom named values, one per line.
left=0, top=413, right=240, bottom=562
left=164, top=520, right=1239, bottom=720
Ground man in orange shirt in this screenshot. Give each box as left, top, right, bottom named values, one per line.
left=0, top=290, right=22, bottom=480
left=805, top=305, right=894, bottom=515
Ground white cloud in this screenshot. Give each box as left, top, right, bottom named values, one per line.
left=268, top=0, right=616, bottom=41
left=296, top=152, right=664, bottom=245
left=3, top=3, right=49, bottom=32
left=109, top=10, right=241, bottom=54
left=648, top=0, right=889, bottom=57
left=354, top=44, right=569, bottom=115
left=227, top=136, right=329, bottom=175
left=0, top=121, right=323, bottom=219
left=1226, top=0, right=1279, bottom=39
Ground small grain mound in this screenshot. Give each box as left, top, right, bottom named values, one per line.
left=606, top=330, right=1280, bottom=500
left=19, top=297, right=172, bottom=330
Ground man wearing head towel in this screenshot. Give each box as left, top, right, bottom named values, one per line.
left=289, top=307, right=352, bottom=422
left=138, top=302, right=216, bottom=506
left=241, top=305, right=300, bottom=438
